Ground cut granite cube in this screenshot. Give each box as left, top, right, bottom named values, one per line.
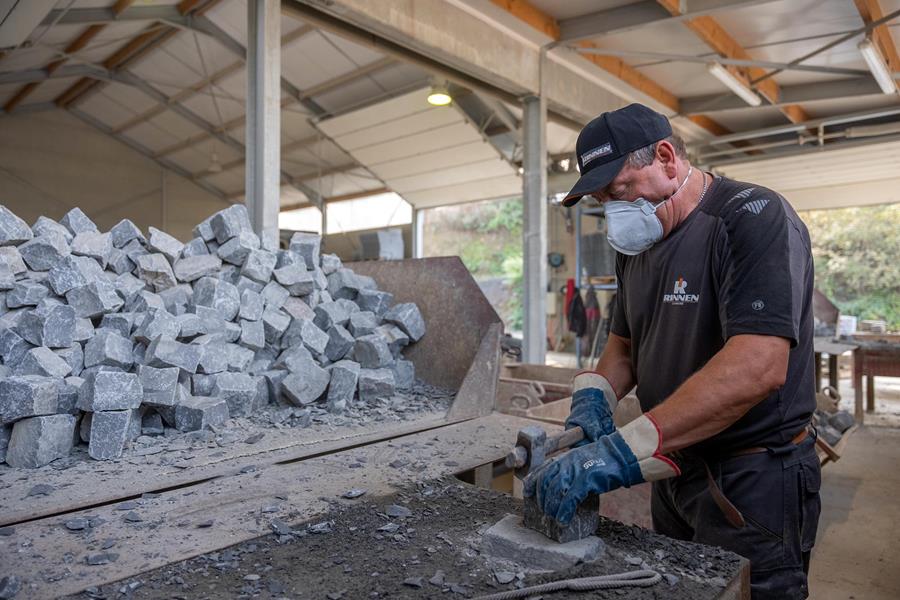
left=99, top=312, right=135, bottom=339
left=374, top=323, right=410, bottom=356
left=121, top=238, right=149, bottom=263
left=176, top=312, right=202, bottom=339
left=15, top=346, right=72, bottom=378
left=16, top=303, right=75, bottom=348
left=109, top=219, right=145, bottom=248
left=239, top=289, right=264, bottom=321
left=5, top=414, right=76, bottom=468
left=195, top=339, right=228, bottom=374
left=106, top=247, right=134, bottom=275
left=19, top=232, right=71, bottom=271
left=326, top=360, right=360, bottom=413
left=128, top=289, right=165, bottom=313
left=0, top=205, right=33, bottom=246
left=326, top=268, right=369, bottom=300
left=211, top=204, right=252, bottom=244
left=139, top=365, right=180, bottom=407
left=324, top=324, right=354, bottom=362
left=60, top=207, right=98, bottom=236
left=273, top=264, right=314, bottom=296
left=314, top=301, right=351, bottom=330
left=83, top=329, right=133, bottom=369
left=54, top=344, right=83, bottom=377
left=148, top=227, right=184, bottom=262
left=391, top=359, right=415, bottom=390
left=212, top=372, right=257, bottom=416
left=0, top=324, right=30, bottom=367
left=282, top=318, right=328, bottom=355
left=217, top=231, right=259, bottom=266
left=115, top=272, right=147, bottom=304
left=133, top=309, right=180, bottom=344
left=158, top=284, right=193, bottom=315
left=0, top=375, right=58, bottom=424
left=353, top=334, right=394, bottom=369
left=181, top=237, right=209, bottom=258
left=282, top=361, right=330, bottom=406
left=273, top=345, right=313, bottom=372
left=222, top=343, right=254, bottom=372
left=0, top=246, right=27, bottom=275
left=282, top=296, right=315, bottom=321
left=142, top=411, right=165, bottom=436
left=48, top=254, right=105, bottom=296
left=288, top=232, right=321, bottom=270
left=145, top=336, right=202, bottom=374
left=32, top=216, right=72, bottom=243
left=88, top=410, right=132, bottom=460
left=193, top=276, right=240, bottom=321
left=275, top=249, right=304, bottom=269
left=7, top=281, right=50, bottom=308
left=356, top=289, right=393, bottom=315
left=135, top=253, right=177, bottom=291
left=175, top=396, right=229, bottom=432
left=358, top=368, right=396, bottom=403
left=65, top=280, right=124, bottom=318
left=174, top=254, right=222, bottom=283
left=240, top=318, right=265, bottom=351
left=77, top=371, right=142, bottom=412
left=383, top=302, right=426, bottom=342
left=261, top=308, right=290, bottom=344
left=261, top=280, right=289, bottom=310
left=320, top=253, right=341, bottom=275
left=57, top=376, right=83, bottom=414
left=70, top=231, right=112, bottom=268
left=241, top=249, right=277, bottom=283
left=348, top=311, right=378, bottom=338
left=193, top=214, right=216, bottom=242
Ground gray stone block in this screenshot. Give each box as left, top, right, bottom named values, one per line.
left=212, top=372, right=257, bottom=417
left=355, top=289, right=394, bottom=316
left=0, top=248, right=26, bottom=277
left=283, top=318, right=328, bottom=355
left=5, top=414, right=76, bottom=468
left=6, top=280, right=49, bottom=308
left=211, top=204, right=252, bottom=244
left=176, top=312, right=203, bottom=339
left=193, top=214, right=216, bottom=242
left=110, top=219, right=145, bottom=248
left=191, top=375, right=215, bottom=397
left=239, top=318, right=266, bottom=351
left=241, top=249, right=277, bottom=283
left=115, top=273, right=147, bottom=304
left=314, top=301, right=351, bottom=330
left=133, top=309, right=180, bottom=344
left=261, top=280, right=289, bottom=310
left=325, top=324, right=354, bottom=362
left=0, top=257, right=14, bottom=290
left=273, top=345, right=313, bottom=372
left=288, top=232, right=321, bottom=270
left=148, top=227, right=184, bottom=262
left=282, top=361, right=330, bottom=406
left=282, top=296, right=315, bottom=321
left=106, top=247, right=134, bottom=275
left=0, top=206, right=33, bottom=246
left=16, top=304, right=75, bottom=348
left=21, top=232, right=72, bottom=271
left=374, top=324, right=410, bottom=356
left=99, top=312, right=135, bottom=339
left=0, top=424, right=10, bottom=463
left=181, top=237, right=209, bottom=258
left=320, top=253, right=341, bottom=275
left=193, top=276, right=240, bottom=321
left=135, top=253, right=177, bottom=292
left=54, top=344, right=83, bottom=377
left=195, top=339, right=228, bottom=374
left=383, top=302, right=426, bottom=342
left=71, top=231, right=112, bottom=268
left=222, top=343, right=254, bottom=372
left=482, top=513, right=604, bottom=570
left=65, top=280, right=124, bottom=318
left=88, top=410, right=132, bottom=460
left=139, top=365, right=180, bottom=407
left=358, top=368, right=395, bottom=402
left=0, top=324, right=31, bottom=366
left=47, top=254, right=104, bottom=295
left=235, top=275, right=263, bottom=295
left=158, top=283, right=193, bottom=315
left=217, top=230, right=260, bottom=266
left=326, top=360, right=360, bottom=413
left=15, top=346, right=72, bottom=378
left=239, top=289, right=264, bottom=321
left=391, top=359, right=415, bottom=391
left=0, top=375, right=58, bottom=424
left=84, top=329, right=133, bottom=369
left=262, top=308, right=290, bottom=344
left=57, top=376, right=83, bottom=415
left=175, top=396, right=229, bottom=432
left=353, top=334, right=393, bottom=369
left=145, top=336, right=202, bottom=374
left=174, top=254, right=222, bottom=283
left=142, top=410, right=165, bottom=436
left=275, top=249, right=304, bottom=269
left=348, top=311, right=378, bottom=338
left=830, top=410, right=855, bottom=433
left=77, top=371, right=142, bottom=412
left=311, top=267, right=328, bottom=292
left=32, top=216, right=72, bottom=243
left=60, top=207, right=98, bottom=236
left=326, top=268, right=369, bottom=300
left=273, top=263, right=314, bottom=296
left=121, top=238, right=149, bottom=263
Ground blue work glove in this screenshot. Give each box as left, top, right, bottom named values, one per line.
left=524, top=414, right=680, bottom=525
left=565, top=372, right=618, bottom=447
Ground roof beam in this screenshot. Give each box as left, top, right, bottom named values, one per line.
left=41, top=5, right=185, bottom=26
left=656, top=0, right=810, bottom=124
left=557, top=0, right=777, bottom=43
left=67, top=107, right=229, bottom=203
left=0, top=64, right=111, bottom=85
left=853, top=0, right=900, bottom=83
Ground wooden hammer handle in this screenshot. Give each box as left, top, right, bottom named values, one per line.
left=506, top=426, right=585, bottom=469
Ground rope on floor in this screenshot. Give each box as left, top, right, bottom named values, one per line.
left=473, top=569, right=662, bottom=600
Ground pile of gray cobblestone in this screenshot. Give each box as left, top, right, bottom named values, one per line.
left=0, top=204, right=428, bottom=468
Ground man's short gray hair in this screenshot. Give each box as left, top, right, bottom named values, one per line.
left=624, top=135, right=687, bottom=169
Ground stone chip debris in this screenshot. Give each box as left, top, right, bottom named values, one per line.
left=0, top=204, right=438, bottom=469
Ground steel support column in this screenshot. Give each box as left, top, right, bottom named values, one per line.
left=412, top=208, right=425, bottom=259
left=522, top=95, right=547, bottom=365
left=246, top=0, right=281, bottom=250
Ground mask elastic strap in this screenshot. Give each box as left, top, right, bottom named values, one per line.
left=648, top=166, right=693, bottom=214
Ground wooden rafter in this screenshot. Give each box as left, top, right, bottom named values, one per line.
left=489, top=0, right=732, bottom=135
left=854, top=0, right=900, bottom=80
left=656, top=0, right=811, bottom=124
left=3, top=0, right=135, bottom=113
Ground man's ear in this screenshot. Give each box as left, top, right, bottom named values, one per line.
left=655, top=141, right=678, bottom=178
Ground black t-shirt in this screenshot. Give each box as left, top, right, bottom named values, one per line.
left=610, top=175, right=815, bottom=453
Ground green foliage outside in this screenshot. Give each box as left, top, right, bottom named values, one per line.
left=800, top=204, right=900, bottom=331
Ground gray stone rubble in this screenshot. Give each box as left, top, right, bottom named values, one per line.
left=0, top=204, right=438, bottom=468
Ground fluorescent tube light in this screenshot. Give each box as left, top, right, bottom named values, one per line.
left=707, top=63, right=762, bottom=107
left=858, top=38, right=897, bottom=95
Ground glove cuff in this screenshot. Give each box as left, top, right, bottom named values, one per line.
left=572, top=371, right=618, bottom=413
left=618, top=414, right=680, bottom=481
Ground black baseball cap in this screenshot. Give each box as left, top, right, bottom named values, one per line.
left=562, top=103, right=673, bottom=206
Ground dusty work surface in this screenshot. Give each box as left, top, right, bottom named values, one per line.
left=62, top=479, right=745, bottom=600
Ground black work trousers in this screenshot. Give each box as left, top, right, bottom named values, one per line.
left=651, top=436, right=821, bottom=600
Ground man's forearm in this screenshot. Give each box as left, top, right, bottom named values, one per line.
left=594, top=333, right=636, bottom=400
left=649, top=334, right=790, bottom=453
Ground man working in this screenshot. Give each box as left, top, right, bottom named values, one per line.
left=524, top=103, right=819, bottom=599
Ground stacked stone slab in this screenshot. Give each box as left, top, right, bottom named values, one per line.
left=0, top=204, right=426, bottom=467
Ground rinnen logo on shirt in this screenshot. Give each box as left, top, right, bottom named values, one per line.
left=663, top=276, right=700, bottom=305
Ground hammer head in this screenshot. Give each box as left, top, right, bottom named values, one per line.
left=514, top=425, right=547, bottom=480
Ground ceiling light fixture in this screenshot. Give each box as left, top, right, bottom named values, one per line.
left=427, top=84, right=452, bottom=106
left=707, top=63, right=762, bottom=107
left=858, top=37, right=897, bottom=95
